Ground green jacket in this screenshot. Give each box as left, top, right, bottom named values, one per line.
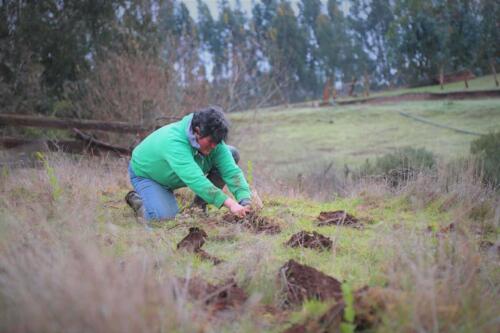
left=130, top=114, right=251, bottom=208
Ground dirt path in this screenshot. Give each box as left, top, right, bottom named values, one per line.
left=398, top=112, right=484, bottom=136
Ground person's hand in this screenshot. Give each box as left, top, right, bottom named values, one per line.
left=231, top=203, right=250, bottom=218
left=224, top=198, right=250, bottom=218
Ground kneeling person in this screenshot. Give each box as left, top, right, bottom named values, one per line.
left=127, top=106, right=251, bottom=222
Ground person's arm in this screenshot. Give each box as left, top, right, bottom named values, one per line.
left=212, top=143, right=252, bottom=202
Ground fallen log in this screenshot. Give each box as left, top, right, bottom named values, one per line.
left=0, top=136, right=131, bottom=156
left=0, top=114, right=148, bottom=133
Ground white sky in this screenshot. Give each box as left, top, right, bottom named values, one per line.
left=181, top=0, right=348, bottom=20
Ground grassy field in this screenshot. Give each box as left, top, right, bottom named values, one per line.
left=0, top=84, right=499, bottom=332
left=229, top=99, right=500, bottom=182
left=340, top=74, right=500, bottom=100
left=0, top=152, right=498, bottom=333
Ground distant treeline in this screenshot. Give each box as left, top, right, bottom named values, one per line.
left=0, top=0, right=498, bottom=118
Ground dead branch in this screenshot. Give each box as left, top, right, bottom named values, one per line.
left=72, top=128, right=131, bottom=156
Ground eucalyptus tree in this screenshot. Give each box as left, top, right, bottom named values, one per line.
left=298, top=0, right=322, bottom=95
left=349, top=0, right=395, bottom=86
left=387, top=0, right=450, bottom=85
left=478, top=0, right=499, bottom=85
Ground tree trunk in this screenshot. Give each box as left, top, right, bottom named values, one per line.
left=439, top=66, right=444, bottom=90
left=491, top=58, right=499, bottom=87
left=331, top=73, right=337, bottom=101
left=363, top=72, right=370, bottom=97
left=322, top=78, right=331, bottom=104
left=348, top=77, right=357, bottom=97
left=0, top=113, right=179, bottom=133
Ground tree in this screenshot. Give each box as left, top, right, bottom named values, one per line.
left=387, top=0, right=450, bottom=85
left=478, top=0, right=499, bottom=85
left=269, top=0, right=309, bottom=102
left=298, top=0, right=322, bottom=95
left=0, top=0, right=120, bottom=114
left=445, top=0, right=480, bottom=72
left=349, top=0, right=395, bottom=86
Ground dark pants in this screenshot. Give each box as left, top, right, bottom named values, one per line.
left=193, top=145, right=240, bottom=208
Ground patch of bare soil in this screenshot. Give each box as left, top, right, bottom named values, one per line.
left=283, top=286, right=395, bottom=333
left=316, top=210, right=362, bottom=228
left=285, top=231, right=332, bottom=251
left=222, top=211, right=281, bottom=234
left=177, top=277, right=248, bottom=313
left=177, top=227, right=223, bottom=265
left=279, top=259, right=342, bottom=306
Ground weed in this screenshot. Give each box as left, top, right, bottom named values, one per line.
left=246, top=160, right=254, bottom=186
left=358, top=147, right=436, bottom=187
left=340, top=282, right=355, bottom=333
left=35, top=152, right=62, bottom=201
left=470, top=131, right=500, bottom=188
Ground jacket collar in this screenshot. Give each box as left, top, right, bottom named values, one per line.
left=186, top=116, right=201, bottom=150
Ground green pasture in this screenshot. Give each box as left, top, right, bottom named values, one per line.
left=229, top=99, right=500, bottom=179
left=98, top=189, right=457, bottom=332
left=341, top=74, right=500, bottom=100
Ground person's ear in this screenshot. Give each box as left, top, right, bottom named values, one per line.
left=194, top=127, right=201, bottom=137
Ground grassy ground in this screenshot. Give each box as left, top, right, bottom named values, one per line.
left=340, top=74, right=500, bottom=100
left=0, top=82, right=499, bottom=332
left=229, top=99, right=500, bottom=181
left=0, top=156, right=498, bottom=333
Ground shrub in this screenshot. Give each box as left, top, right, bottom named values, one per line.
left=359, top=147, right=436, bottom=186
left=470, top=131, right=500, bottom=188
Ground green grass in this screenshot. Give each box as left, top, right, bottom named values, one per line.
left=230, top=99, right=500, bottom=179
left=2, top=86, right=500, bottom=331
left=341, top=74, right=500, bottom=100
left=0, top=144, right=498, bottom=332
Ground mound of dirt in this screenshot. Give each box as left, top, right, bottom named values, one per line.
left=316, top=210, right=362, bottom=228
left=178, top=277, right=248, bottom=312
left=279, top=259, right=342, bottom=306
left=285, top=231, right=332, bottom=251
left=283, top=286, right=395, bottom=333
left=177, top=227, right=207, bottom=252
left=177, top=227, right=223, bottom=265
left=223, top=211, right=281, bottom=234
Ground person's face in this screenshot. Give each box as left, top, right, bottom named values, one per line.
left=195, top=128, right=218, bottom=155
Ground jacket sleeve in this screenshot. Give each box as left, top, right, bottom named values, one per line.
left=212, top=143, right=252, bottom=202
left=163, top=138, right=228, bottom=208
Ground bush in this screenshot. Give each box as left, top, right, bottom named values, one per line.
left=359, top=147, right=436, bottom=186
left=470, top=131, right=500, bottom=188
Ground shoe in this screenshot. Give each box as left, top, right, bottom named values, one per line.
left=125, top=190, right=143, bottom=215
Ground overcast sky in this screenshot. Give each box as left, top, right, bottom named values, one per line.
left=181, top=0, right=348, bottom=20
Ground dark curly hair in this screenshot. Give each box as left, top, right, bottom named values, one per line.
left=191, top=106, right=229, bottom=144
